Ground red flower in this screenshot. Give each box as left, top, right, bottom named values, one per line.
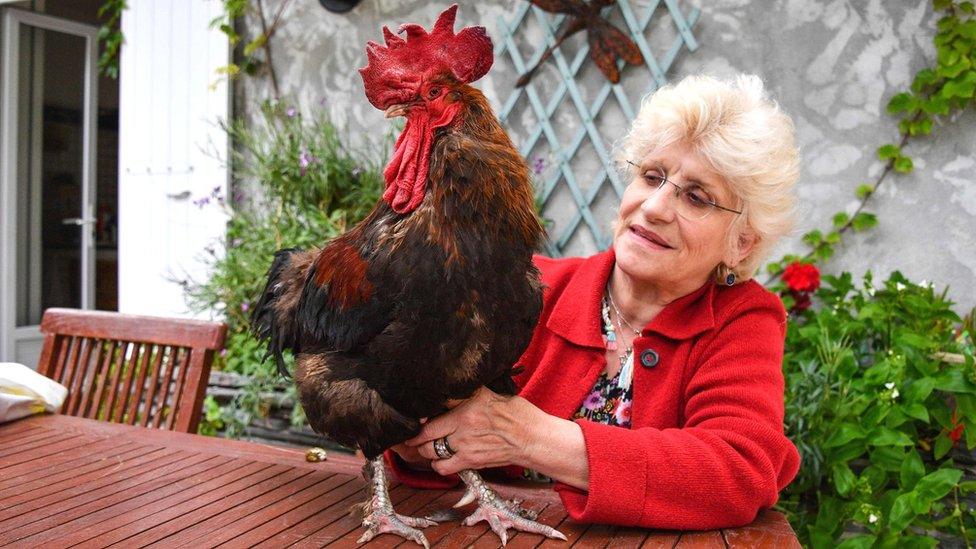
left=790, top=290, right=813, bottom=313
left=950, top=410, right=965, bottom=444
left=782, top=262, right=821, bottom=293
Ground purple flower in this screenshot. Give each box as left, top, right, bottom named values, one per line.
left=286, top=107, right=297, bottom=118
left=192, top=196, right=210, bottom=208
left=531, top=156, right=546, bottom=176
left=220, top=349, right=227, bottom=358
left=299, top=148, right=317, bottom=176
left=583, top=391, right=605, bottom=411
left=241, top=302, right=250, bottom=312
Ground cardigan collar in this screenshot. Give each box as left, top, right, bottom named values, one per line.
left=546, top=248, right=717, bottom=347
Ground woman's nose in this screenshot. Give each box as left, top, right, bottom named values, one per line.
left=639, top=184, right=678, bottom=222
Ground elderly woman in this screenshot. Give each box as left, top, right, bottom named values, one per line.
left=389, top=73, right=802, bottom=530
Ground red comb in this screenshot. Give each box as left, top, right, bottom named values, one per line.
left=359, top=4, right=494, bottom=110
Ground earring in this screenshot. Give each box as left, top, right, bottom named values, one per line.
left=725, top=271, right=736, bottom=286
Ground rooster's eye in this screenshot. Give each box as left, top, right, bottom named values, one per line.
left=428, top=87, right=441, bottom=99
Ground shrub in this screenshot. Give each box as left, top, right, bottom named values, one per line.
left=780, top=270, right=976, bottom=548
left=187, top=101, right=384, bottom=434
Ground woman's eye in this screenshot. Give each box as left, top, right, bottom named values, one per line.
left=428, top=87, right=441, bottom=99
left=643, top=173, right=666, bottom=187
left=684, top=189, right=712, bottom=208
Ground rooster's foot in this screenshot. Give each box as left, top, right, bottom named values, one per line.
left=359, top=456, right=437, bottom=548
left=457, top=469, right=566, bottom=546
left=358, top=497, right=437, bottom=548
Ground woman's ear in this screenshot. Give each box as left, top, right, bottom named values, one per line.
left=725, top=229, right=757, bottom=269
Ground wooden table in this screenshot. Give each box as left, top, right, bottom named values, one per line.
left=0, top=415, right=799, bottom=548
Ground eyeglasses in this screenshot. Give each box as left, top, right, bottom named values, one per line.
left=625, top=160, right=742, bottom=221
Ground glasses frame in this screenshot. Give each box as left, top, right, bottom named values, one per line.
left=625, top=160, right=743, bottom=219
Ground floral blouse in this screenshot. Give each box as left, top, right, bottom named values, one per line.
left=572, top=368, right=634, bottom=427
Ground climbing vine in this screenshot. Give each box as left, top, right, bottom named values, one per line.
left=765, top=0, right=976, bottom=284
left=210, top=0, right=292, bottom=98
left=96, top=0, right=126, bottom=78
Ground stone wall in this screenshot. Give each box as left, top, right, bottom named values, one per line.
left=237, top=0, right=976, bottom=309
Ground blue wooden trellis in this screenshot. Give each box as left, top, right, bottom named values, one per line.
left=494, top=0, right=700, bottom=256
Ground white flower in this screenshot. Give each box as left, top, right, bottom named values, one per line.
left=920, top=279, right=932, bottom=289
left=895, top=282, right=907, bottom=291
left=868, top=513, right=879, bottom=524
left=891, top=388, right=899, bottom=399
left=866, top=287, right=876, bottom=297
left=885, top=382, right=895, bottom=389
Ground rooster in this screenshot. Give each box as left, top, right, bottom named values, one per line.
left=251, top=5, right=565, bottom=547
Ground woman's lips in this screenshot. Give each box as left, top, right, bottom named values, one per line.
left=629, top=226, right=673, bottom=250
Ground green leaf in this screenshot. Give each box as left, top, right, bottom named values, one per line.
left=900, top=449, right=925, bottom=489
left=871, top=427, right=913, bottom=447
left=837, top=535, right=876, bottom=549
left=934, top=369, right=972, bottom=392
left=877, top=144, right=901, bottom=160
left=893, top=156, right=914, bottom=173
left=851, top=212, right=878, bottom=232
left=855, top=184, right=874, bottom=199
left=832, top=212, right=850, bottom=228
left=888, top=492, right=917, bottom=532
left=824, top=423, right=866, bottom=448
left=243, top=34, right=267, bottom=57
left=903, top=403, right=929, bottom=422
left=934, top=434, right=953, bottom=459
left=914, top=468, right=962, bottom=502
left=832, top=462, right=857, bottom=496
left=886, top=92, right=918, bottom=114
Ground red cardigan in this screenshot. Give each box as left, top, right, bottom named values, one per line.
left=387, top=249, right=800, bottom=530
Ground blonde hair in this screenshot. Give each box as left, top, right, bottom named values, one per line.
left=616, top=74, right=800, bottom=282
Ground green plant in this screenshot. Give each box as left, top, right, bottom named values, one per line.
left=97, top=0, right=126, bottom=79
left=186, top=101, right=383, bottom=434
left=780, top=270, right=976, bottom=547
left=766, top=0, right=976, bottom=282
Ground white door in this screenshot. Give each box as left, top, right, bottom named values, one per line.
left=0, top=9, right=99, bottom=365
left=117, top=0, right=229, bottom=318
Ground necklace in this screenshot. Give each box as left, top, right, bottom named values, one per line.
left=601, top=282, right=642, bottom=390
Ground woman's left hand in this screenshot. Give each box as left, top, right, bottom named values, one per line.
left=405, top=386, right=540, bottom=476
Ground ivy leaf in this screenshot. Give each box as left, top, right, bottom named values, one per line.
left=877, top=144, right=901, bottom=160
left=832, top=212, right=850, bottom=228
left=851, top=212, right=878, bottom=232
left=855, top=184, right=874, bottom=199
left=893, top=156, right=914, bottom=173
left=244, top=35, right=268, bottom=57
left=886, top=92, right=918, bottom=114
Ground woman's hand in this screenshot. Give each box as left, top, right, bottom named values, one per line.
left=405, top=386, right=540, bottom=476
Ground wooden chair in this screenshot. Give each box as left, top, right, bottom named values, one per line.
left=37, top=308, right=227, bottom=433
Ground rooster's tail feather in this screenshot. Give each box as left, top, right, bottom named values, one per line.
left=251, top=247, right=317, bottom=378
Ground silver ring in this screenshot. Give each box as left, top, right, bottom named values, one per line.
left=433, top=436, right=456, bottom=459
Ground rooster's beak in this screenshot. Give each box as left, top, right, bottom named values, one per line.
left=384, top=103, right=411, bottom=118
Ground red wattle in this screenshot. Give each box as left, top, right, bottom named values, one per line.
left=382, top=103, right=461, bottom=214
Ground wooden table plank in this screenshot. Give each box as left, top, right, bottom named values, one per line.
left=117, top=466, right=311, bottom=547
left=0, top=415, right=799, bottom=548
left=0, top=438, right=145, bottom=491
left=186, top=473, right=357, bottom=547
left=145, top=470, right=339, bottom=548
left=70, top=462, right=290, bottom=547
left=0, top=447, right=191, bottom=525
left=722, top=511, right=801, bottom=549
left=0, top=445, right=173, bottom=508
left=0, top=453, right=226, bottom=544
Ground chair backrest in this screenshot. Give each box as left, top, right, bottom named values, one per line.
left=37, top=308, right=227, bottom=433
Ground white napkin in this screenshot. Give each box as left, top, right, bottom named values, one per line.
left=0, top=363, right=68, bottom=423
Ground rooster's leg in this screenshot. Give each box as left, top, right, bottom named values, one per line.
left=358, top=456, right=437, bottom=548
left=456, top=469, right=567, bottom=546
